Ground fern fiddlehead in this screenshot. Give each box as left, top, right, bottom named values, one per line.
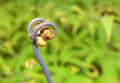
left=27, top=18, right=57, bottom=83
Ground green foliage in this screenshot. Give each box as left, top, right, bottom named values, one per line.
left=0, top=0, right=120, bottom=83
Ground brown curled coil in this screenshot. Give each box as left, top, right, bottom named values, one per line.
left=29, top=24, right=54, bottom=47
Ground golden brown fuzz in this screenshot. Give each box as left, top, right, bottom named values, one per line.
left=41, top=28, right=53, bottom=40
left=36, top=36, right=47, bottom=46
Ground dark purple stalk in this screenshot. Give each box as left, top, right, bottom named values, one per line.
left=27, top=18, right=57, bottom=83
left=32, top=44, right=52, bottom=83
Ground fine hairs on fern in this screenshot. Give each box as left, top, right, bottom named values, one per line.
left=27, top=18, right=57, bottom=83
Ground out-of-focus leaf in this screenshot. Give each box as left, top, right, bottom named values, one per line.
left=101, top=15, right=114, bottom=43
left=88, top=20, right=97, bottom=37
left=101, top=57, right=119, bottom=83
left=69, top=5, right=83, bottom=14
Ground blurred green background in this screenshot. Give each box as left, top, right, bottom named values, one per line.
left=0, top=0, right=120, bottom=83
